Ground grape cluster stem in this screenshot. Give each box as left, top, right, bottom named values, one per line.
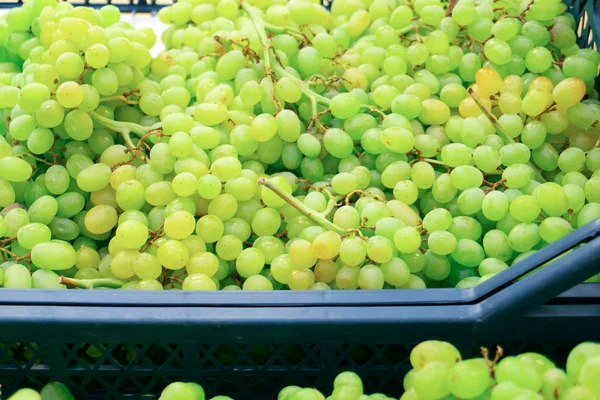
left=241, top=2, right=384, bottom=122
left=89, top=111, right=151, bottom=161
left=17, top=152, right=55, bottom=166
left=481, top=346, right=504, bottom=380
left=467, top=88, right=514, bottom=144
left=99, top=95, right=140, bottom=105
left=258, top=178, right=347, bottom=235
left=483, top=178, right=507, bottom=193
left=59, top=276, right=127, bottom=289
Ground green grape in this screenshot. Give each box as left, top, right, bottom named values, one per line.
left=496, top=356, right=543, bottom=392
left=0, top=156, right=33, bottom=182
left=312, top=231, right=341, bottom=260
left=423, top=251, right=451, bottom=281
left=391, top=94, right=422, bottom=120
left=508, top=223, right=541, bottom=253
left=243, top=274, right=274, bottom=291
left=330, top=93, right=361, bottom=119
left=448, top=216, right=482, bottom=241
left=525, top=47, right=553, bottom=73
left=393, top=180, right=418, bottom=205
left=250, top=113, right=278, bottom=143
left=157, top=239, right=190, bottom=270
left=56, top=52, right=85, bottom=79
left=479, top=258, right=509, bottom=276
left=17, top=222, right=52, bottom=249
left=535, top=183, right=568, bottom=217
left=4, top=264, right=32, bottom=288
left=31, top=241, right=77, bottom=271
left=451, top=239, right=485, bottom=267
left=9, top=114, right=37, bottom=142
left=339, top=236, right=367, bottom=266
left=509, top=195, right=541, bottom=222
left=457, top=188, right=485, bottom=215
left=85, top=43, right=110, bottom=69
left=482, top=191, right=509, bottom=221
left=323, top=128, right=354, bottom=159
left=413, top=362, right=451, bottom=399
left=448, top=358, right=490, bottom=398
left=28, top=195, right=59, bottom=225
left=358, top=264, right=385, bottom=290
left=428, top=231, right=457, bottom=255
left=450, top=166, right=483, bottom=190
left=539, top=217, right=572, bottom=243
left=423, top=208, right=452, bottom=232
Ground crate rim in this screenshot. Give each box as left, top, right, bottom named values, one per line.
left=0, top=218, right=597, bottom=307
left=0, top=218, right=596, bottom=344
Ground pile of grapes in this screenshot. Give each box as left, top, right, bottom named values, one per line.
left=0, top=0, right=598, bottom=291
left=7, top=340, right=600, bottom=399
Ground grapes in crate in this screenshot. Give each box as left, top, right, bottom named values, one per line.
left=0, top=0, right=597, bottom=291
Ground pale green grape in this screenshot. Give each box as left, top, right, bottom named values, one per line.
left=448, top=358, right=490, bottom=398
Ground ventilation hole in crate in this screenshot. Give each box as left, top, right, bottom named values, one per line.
left=148, top=344, right=184, bottom=370
left=384, top=344, right=413, bottom=365
left=208, top=344, right=239, bottom=367
left=336, top=344, right=379, bottom=368
left=252, top=343, right=318, bottom=369
left=122, top=343, right=153, bottom=368
left=69, top=343, right=124, bottom=369
left=335, top=343, right=413, bottom=368
left=195, top=344, right=224, bottom=370
left=0, top=343, right=47, bottom=369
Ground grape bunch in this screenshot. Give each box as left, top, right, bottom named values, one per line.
left=277, top=340, right=600, bottom=400
left=0, top=0, right=598, bottom=291
left=397, top=340, right=600, bottom=400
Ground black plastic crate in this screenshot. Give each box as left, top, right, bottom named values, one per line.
left=0, top=219, right=598, bottom=399
left=0, top=0, right=598, bottom=399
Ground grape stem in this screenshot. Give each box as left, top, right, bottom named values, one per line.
left=467, top=88, right=515, bottom=144
left=241, top=2, right=381, bottom=119
left=258, top=178, right=347, bottom=235
left=17, top=153, right=55, bottom=166
left=262, top=20, right=311, bottom=45
left=413, top=158, right=449, bottom=167
left=0, top=246, right=18, bottom=259
left=320, top=189, right=342, bottom=218
left=89, top=111, right=150, bottom=157
left=483, top=178, right=507, bottom=193
left=241, top=3, right=275, bottom=77
left=519, top=0, right=535, bottom=20
left=59, top=276, right=128, bottom=289
left=89, top=111, right=149, bottom=138
left=99, top=95, right=139, bottom=105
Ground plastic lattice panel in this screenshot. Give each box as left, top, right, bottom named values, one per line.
left=0, top=340, right=586, bottom=399
left=0, top=342, right=326, bottom=399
